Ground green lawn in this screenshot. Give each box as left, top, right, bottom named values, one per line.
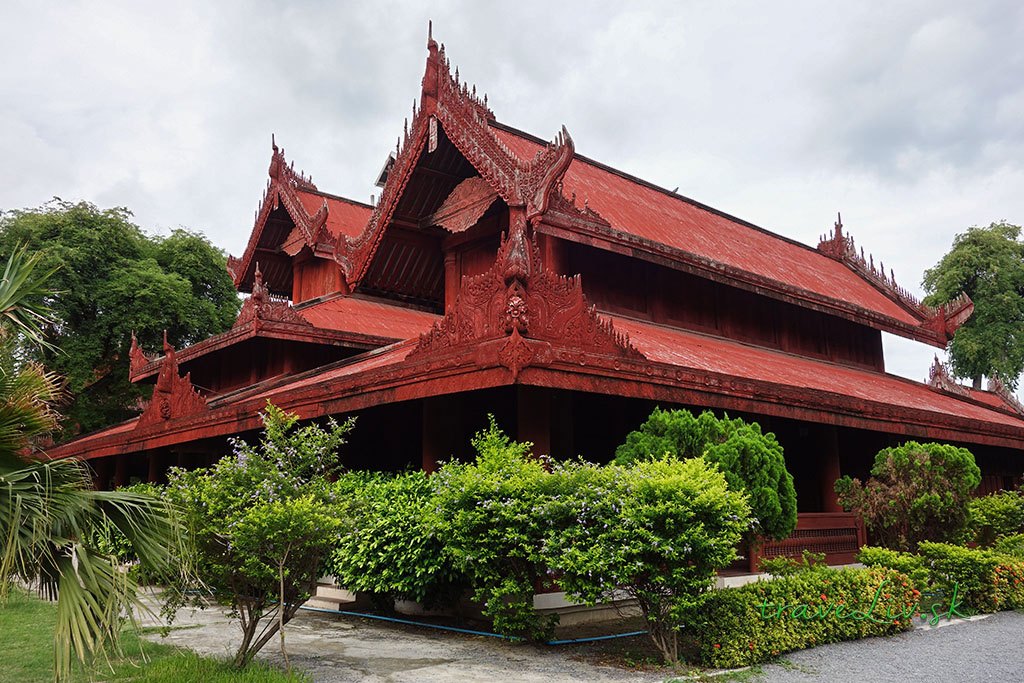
left=0, top=589, right=307, bottom=683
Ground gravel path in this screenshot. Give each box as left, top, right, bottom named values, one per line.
left=752, top=611, right=1024, bottom=683
left=138, top=597, right=1024, bottom=682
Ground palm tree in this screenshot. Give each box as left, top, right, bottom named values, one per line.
left=0, top=246, right=184, bottom=680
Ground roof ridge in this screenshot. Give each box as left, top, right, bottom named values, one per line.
left=488, top=120, right=826, bottom=258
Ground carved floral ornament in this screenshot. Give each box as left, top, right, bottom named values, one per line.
left=410, top=210, right=642, bottom=379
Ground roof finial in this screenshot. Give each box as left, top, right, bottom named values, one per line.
left=834, top=211, right=843, bottom=239
left=427, top=19, right=434, bottom=49
left=271, top=133, right=277, bottom=152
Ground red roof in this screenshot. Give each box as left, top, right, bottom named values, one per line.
left=611, top=315, right=1024, bottom=428
left=295, top=190, right=371, bottom=240
left=296, top=295, right=440, bottom=340
left=492, top=126, right=919, bottom=328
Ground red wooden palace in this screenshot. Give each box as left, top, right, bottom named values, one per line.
left=50, top=34, right=1024, bottom=565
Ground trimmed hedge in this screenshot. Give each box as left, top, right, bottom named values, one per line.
left=858, top=542, right=1024, bottom=614
left=967, top=491, right=1024, bottom=546
left=696, top=567, right=917, bottom=668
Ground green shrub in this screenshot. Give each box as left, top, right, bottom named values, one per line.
left=856, top=546, right=930, bottom=587
left=993, top=533, right=1024, bottom=559
left=328, top=470, right=467, bottom=609
left=545, top=457, right=750, bottom=663
left=835, top=441, right=980, bottom=551
left=614, top=408, right=797, bottom=540
left=427, top=416, right=557, bottom=640
left=917, top=542, right=1024, bottom=612
left=968, top=491, right=1024, bottom=546
left=697, top=567, right=917, bottom=668
left=759, top=550, right=827, bottom=577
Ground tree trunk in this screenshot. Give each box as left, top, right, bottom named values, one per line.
left=973, top=375, right=982, bottom=390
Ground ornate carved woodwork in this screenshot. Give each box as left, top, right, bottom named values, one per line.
left=229, top=140, right=340, bottom=292
left=425, top=177, right=499, bottom=233
left=818, top=215, right=973, bottom=340
left=136, top=333, right=208, bottom=430
left=337, top=37, right=578, bottom=289
left=927, top=355, right=970, bottom=397
left=987, top=376, right=1024, bottom=417
left=129, top=333, right=153, bottom=379
left=410, top=210, right=642, bottom=378
left=235, top=264, right=313, bottom=329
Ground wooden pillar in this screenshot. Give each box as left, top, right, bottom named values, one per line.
left=821, top=426, right=842, bottom=513
left=536, top=231, right=566, bottom=275
left=422, top=395, right=459, bottom=473
left=147, top=451, right=163, bottom=484
left=113, top=454, right=128, bottom=489
left=92, top=457, right=112, bottom=490
left=517, top=386, right=551, bottom=458
left=443, top=252, right=459, bottom=313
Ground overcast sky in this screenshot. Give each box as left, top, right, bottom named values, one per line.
left=3, top=1, right=1023, bottom=388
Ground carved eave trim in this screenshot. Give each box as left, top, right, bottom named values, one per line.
left=987, top=377, right=1024, bottom=417
left=230, top=142, right=332, bottom=291
left=129, top=332, right=153, bottom=379
left=135, top=335, right=208, bottom=430
left=409, top=211, right=642, bottom=379
left=817, top=216, right=973, bottom=342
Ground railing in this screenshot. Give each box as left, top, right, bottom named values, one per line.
left=748, top=512, right=865, bottom=573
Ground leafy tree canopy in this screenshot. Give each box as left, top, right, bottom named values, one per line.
left=0, top=200, right=240, bottom=435
left=614, top=407, right=797, bottom=541
left=922, top=221, right=1024, bottom=389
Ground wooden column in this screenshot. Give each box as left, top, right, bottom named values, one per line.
left=92, top=457, right=112, bottom=490
left=536, top=232, right=566, bottom=275
left=517, top=386, right=551, bottom=458
left=147, top=451, right=163, bottom=483
left=821, top=426, right=843, bottom=513
left=443, top=251, right=459, bottom=313
left=113, top=455, right=128, bottom=489
left=422, top=395, right=460, bottom=473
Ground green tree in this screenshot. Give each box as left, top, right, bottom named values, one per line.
left=0, top=247, right=184, bottom=681
left=835, top=441, right=981, bottom=551
left=614, top=408, right=797, bottom=541
left=0, top=200, right=240, bottom=435
left=164, top=404, right=353, bottom=668
left=922, top=221, right=1024, bottom=389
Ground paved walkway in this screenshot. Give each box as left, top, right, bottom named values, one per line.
left=138, top=598, right=1024, bottom=682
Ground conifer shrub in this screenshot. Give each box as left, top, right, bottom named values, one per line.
left=697, top=566, right=916, bottom=669
left=993, top=533, right=1024, bottom=559
left=613, top=408, right=797, bottom=541
left=834, top=441, right=981, bottom=551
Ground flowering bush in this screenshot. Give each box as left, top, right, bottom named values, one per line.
left=697, top=566, right=917, bottom=668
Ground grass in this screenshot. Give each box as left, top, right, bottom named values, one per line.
left=0, top=589, right=307, bottom=682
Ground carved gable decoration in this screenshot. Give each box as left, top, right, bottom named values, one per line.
left=411, top=212, right=642, bottom=378
left=338, top=35, right=578, bottom=287
left=129, top=333, right=153, bottom=379
left=927, top=355, right=970, bottom=397
left=136, top=334, right=208, bottom=430
left=818, top=215, right=974, bottom=340
left=426, top=177, right=499, bottom=233
left=234, top=265, right=313, bottom=329
left=229, top=141, right=334, bottom=289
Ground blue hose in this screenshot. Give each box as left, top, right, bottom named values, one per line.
left=298, top=604, right=647, bottom=645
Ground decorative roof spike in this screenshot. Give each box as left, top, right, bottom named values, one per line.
left=271, top=133, right=277, bottom=152
left=427, top=19, right=433, bottom=46
left=834, top=211, right=843, bottom=239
